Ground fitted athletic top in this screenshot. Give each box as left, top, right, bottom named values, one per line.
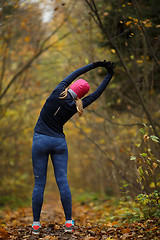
left=34, top=63, right=113, bottom=138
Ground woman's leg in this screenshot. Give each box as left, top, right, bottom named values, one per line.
left=50, top=138, right=72, bottom=220
left=32, top=133, right=49, bottom=221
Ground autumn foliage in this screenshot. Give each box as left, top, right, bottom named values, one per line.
left=0, top=0, right=160, bottom=239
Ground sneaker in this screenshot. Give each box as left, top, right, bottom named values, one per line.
left=32, top=223, right=41, bottom=235
left=65, top=220, right=74, bottom=233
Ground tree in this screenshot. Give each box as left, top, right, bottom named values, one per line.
left=0, top=0, right=74, bottom=205
left=85, top=0, right=160, bottom=138
left=83, top=0, right=160, bottom=194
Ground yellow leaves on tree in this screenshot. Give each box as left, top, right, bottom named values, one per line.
left=25, top=36, right=30, bottom=42
left=111, top=49, right=116, bottom=54
left=125, top=17, right=152, bottom=28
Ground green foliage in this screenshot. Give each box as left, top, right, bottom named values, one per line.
left=150, top=135, right=160, bottom=143
left=73, top=190, right=106, bottom=204
left=130, top=156, right=136, bottom=161
left=129, top=125, right=160, bottom=193
left=73, top=189, right=160, bottom=233
left=0, top=192, right=31, bottom=210
left=113, top=192, right=160, bottom=222
left=103, top=191, right=160, bottom=223
left=135, top=190, right=160, bottom=219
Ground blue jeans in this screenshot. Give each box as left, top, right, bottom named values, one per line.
left=32, top=132, right=72, bottom=221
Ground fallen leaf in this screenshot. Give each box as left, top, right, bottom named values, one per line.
left=0, top=227, right=9, bottom=239
left=106, top=227, right=116, bottom=234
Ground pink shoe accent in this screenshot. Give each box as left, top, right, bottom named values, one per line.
left=33, top=225, right=40, bottom=230
left=65, top=223, right=72, bottom=228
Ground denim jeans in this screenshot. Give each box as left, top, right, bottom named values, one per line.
left=32, top=132, right=72, bottom=221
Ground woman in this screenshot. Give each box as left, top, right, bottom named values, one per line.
left=31, top=60, right=114, bottom=235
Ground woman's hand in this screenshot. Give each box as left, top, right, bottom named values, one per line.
left=102, top=60, right=115, bottom=75
left=93, top=61, right=104, bottom=68
left=93, top=60, right=115, bottom=75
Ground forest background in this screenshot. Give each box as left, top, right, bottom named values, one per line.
left=0, top=0, right=160, bottom=221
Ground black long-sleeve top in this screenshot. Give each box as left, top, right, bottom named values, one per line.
left=34, top=63, right=113, bottom=138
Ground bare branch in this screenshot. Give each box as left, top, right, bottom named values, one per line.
left=87, top=109, right=143, bottom=127
left=0, top=42, right=8, bottom=95
left=84, top=0, right=160, bottom=138
left=0, top=22, right=78, bottom=101
left=71, top=119, right=141, bottom=190
left=0, top=0, right=78, bottom=101
left=98, top=27, right=135, bottom=47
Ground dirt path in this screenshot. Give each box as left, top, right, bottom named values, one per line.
left=0, top=193, right=102, bottom=240
left=0, top=193, right=159, bottom=239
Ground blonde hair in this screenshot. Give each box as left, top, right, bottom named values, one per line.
left=59, top=87, right=83, bottom=116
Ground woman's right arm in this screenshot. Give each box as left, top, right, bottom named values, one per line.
left=55, top=62, right=104, bottom=90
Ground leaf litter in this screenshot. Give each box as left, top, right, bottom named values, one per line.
left=0, top=193, right=159, bottom=239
